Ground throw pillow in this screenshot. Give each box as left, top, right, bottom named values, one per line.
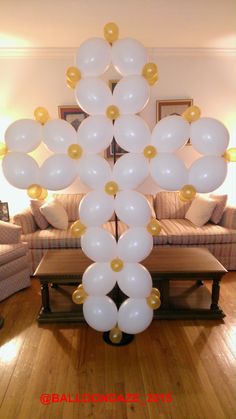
left=53, top=193, right=84, bottom=221
left=155, top=191, right=191, bottom=219
left=30, top=200, right=49, bottom=230
left=185, top=195, right=217, bottom=227
left=40, top=200, right=69, bottom=230
left=209, top=194, right=227, bottom=224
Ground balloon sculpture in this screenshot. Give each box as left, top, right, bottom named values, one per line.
left=1, top=23, right=235, bottom=344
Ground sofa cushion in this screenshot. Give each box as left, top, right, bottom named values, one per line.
left=155, top=191, right=191, bottom=219
left=185, top=195, right=216, bottom=227
left=40, top=200, right=69, bottom=230
left=0, top=254, right=28, bottom=280
left=161, top=219, right=236, bottom=245
left=117, top=221, right=168, bottom=244
left=0, top=243, right=28, bottom=266
left=30, top=200, right=49, bottom=230
left=209, top=194, right=227, bottom=224
left=53, top=193, right=84, bottom=221
left=22, top=221, right=118, bottom=250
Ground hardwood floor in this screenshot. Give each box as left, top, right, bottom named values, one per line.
left=0, top=273, right=235, bottom=419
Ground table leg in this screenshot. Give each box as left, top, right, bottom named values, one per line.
left=211, top=277, right=221, bottom=310
left=41, top=282, right=51, bottom=313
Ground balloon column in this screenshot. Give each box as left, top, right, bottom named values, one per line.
left=1, top=23, right=235, bottom=344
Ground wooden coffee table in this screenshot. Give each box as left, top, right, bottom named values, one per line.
left=33, top=247, right=227, bottom=323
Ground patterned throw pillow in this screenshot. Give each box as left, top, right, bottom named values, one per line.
left=53, top=194, right=84, bottom=221
left=30, top=200, right=49, bottom=230
left=209, top=194, right=227, bottom=224
left=155, top=191, right=191, bottom=219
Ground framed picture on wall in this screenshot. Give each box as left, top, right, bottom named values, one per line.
left=156, top=99, right=193, bottom=121
left=0, top=201, right=10, bottom=222
left=156, top=99, right=193, bottom=145
left=58, top=106, right=88, bottom=131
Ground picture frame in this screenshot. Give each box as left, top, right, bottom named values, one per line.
left=58, top=106, right=88, bottom=131
left=156, top=99, right=193, bottom=145
left=0, top=201, right=10, bottom=222
left=156, top=99, right=193, bottom=121
left=106, top=79, right=127, bottom=158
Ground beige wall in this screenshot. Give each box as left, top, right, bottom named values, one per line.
left=0, top=49, right=235, bottom=214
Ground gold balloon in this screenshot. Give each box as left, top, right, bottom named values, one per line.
left=66, top=66, right=81, bottom=82
left=0, top=142, right=8, bottom=159
left=104, top=22, right=119, bottom=44
left=67, top=144, right=83, bottom=159
left=109, top=327, right=122, bottom=344
left=104, top=181, right=119, bottom=196
left=224, top=148, right=236, bottom=162
left=182, top=106, right=201, bottom=123
left=34, top=107, right=49, bottom=125
left=146, top=218, right=161, bottom=236
left=111, top=258, right=124, bottom=272
left=179, top=184, right=196, bottom=202
left=146, top=294, right=161, bottom=310
left=151, top=287, right=160, bottom=298
left=143, top=145, right=157, bottom=159
left=72, top=289, right=87, bottom=305
left=106, top=105, right=120, bottom=120
left=27, top=184, right=42, bottom=199
left=147, top=73, right=158, bottom=86
left=142, top=63, right=158, bottom=80
left=66, top=78, right=77, bottom=89
left=37, top=188, right=48, bottom=201
left=70, top=220, right=86, bottom=237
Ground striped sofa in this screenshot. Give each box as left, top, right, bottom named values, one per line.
left=12, top=192, right=236, bottom=274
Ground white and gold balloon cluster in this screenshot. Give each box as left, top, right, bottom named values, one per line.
left=1, top=23, right=236, bottom=343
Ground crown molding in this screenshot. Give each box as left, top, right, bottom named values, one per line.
left=0, top=46, right=235, bottom=58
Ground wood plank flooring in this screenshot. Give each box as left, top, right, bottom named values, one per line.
left=0, top=273, right=235, bottom=419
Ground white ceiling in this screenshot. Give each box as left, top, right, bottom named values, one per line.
left=1, top=0, right=236, bottom=49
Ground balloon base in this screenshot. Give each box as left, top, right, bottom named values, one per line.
left=103, top=331, right=134, bottom=346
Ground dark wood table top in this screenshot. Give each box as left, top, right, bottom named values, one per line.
left=33, top=247, right=227, bottom=278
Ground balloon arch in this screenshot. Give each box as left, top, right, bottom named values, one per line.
left=1, top=23, right=235, bottom=344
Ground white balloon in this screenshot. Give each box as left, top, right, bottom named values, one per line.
left=83, top=296, right=117, bottom=332
left=116, top=263, right=152, bottom=298
left=77, top=154, right=112, bottom=189
left=113, top=153, right=149, bottom=190
left=75, top=77, right=112, bottom=115
left=190, top=117, right=230, bottom=156
left=4, top=119, right=42, bottom=152
left=151, top=115, right=190, bottom=152
left=82, top=263, right=116, bottom=296
left=118, top=298, right=153, bottom=334
left=79, top=190, right=115, bottom=226
left=43, top=119, right=78, bottom=153
left=76, top=37, right=111, bottom=77
left=150, top=153, right=188, bottom=190
left=111, top=38, right=148, bottom=76
left=2, top=152, right=39, bottom=189
left=115, top=190, right=151, bottom=227
left=77, top=115, right=113, bottom=154
left=113, top=76, right=150, bottom=114
left=81, top=227, right=117, bottom=262
left=189, top=156, right=228, bottom=193
left=117, top=227, right=153, bottom=263
left=39, top=154, right=77, bottom=190
left=114, top=115, right=150, bottom=152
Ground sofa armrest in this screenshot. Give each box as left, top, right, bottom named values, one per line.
left=12, top=208, right=38, bottom=235
left=0, top=220, right=22, bottom=244
left=219, top=206, right=236, bottom=229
